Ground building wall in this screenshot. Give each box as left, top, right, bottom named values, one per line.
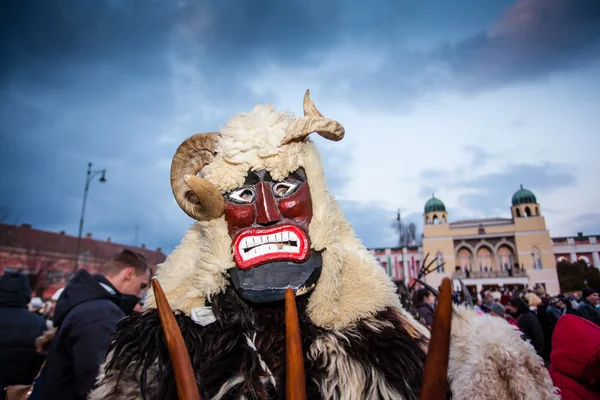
left=417, top=204, right=561, bottom=294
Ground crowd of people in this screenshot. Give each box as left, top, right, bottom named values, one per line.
left=0, top=249, right=151, bottom=400
left=412, top=283, right=600, bottom=399
left=2, top=250, right=599, bottom=399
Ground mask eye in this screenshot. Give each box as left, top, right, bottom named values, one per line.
left=273, top=181, right=298, bottom=198
left=228, top=187, right=255, bottom=204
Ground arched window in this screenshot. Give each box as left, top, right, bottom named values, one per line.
left=497, top=246, right=514, bottom=271
left=557, top=256, right=568, bottom=263
left=516, top=208, right=521, bottom=218
left=477, top=247, right=493, bottom=271
left=457, top=248, right=473, bottom=271
left=442, top=215, right=447, bottom=224
left=436, top=252, right=444, bottom=273
left=579, top=255, right=590, bottom=266
left=531, top=246, right=542, bottom=269
left=433, top=215, right=439, bottom=225
left=525, top=207, right=532, bottom=217
left=426, top=216, right=430, bottom=225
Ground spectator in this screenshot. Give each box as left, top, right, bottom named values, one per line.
left=547, top=296, right=567, bottom=332
left=415, top=288, right=436, bottom=329
left=548, top=314, right=600, bottom=399
left=576, top=288, right=600, bottom=326
left=0, top=272, right=47, bottom=394
left=490, top=302, right=520, bottom=330
left=37, top=250, right=151, bottom=400
left=505, top=296, right=545, bottom=358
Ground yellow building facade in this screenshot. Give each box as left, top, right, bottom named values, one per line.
left=422, top=186, right=560, bottom=295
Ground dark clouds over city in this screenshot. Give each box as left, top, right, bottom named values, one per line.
left=1, top=0, right=599, bottom=252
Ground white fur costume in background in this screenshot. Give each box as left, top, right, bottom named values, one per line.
left=91, top=95, right=559, bottom=400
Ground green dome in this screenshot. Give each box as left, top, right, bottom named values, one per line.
left=424, top=195, right=446, bottom=213
left=512, top=185, right=537, bottom=206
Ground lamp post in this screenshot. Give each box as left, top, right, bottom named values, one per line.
left=73, top=162, right=107, bottom=274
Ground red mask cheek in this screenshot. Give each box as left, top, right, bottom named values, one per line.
left=224, top=203, right=255, bottom=235
left=278, top=185, right=313, bottom=222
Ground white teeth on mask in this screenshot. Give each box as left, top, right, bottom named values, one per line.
left=238, top=231, right=301, bottom=261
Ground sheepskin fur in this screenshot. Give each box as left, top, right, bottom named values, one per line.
left=89, top=285, right=428, bottom=400
left=94, top=96, right=558, bottom=399
left=449, top=306, right=560, bottom=400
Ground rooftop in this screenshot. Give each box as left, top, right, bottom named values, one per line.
left=450, top=217, right=514, bottom=228
left=0, top=222, right=166, bottom=266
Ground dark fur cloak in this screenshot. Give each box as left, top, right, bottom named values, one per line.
left=96, top=286, right=428, bottom=399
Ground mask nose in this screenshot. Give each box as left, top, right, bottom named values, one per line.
left=255, top=181, right=281, bottom=225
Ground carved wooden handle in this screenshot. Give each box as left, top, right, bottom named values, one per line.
left=420, top=278, right=453, bottom=400
left=152, top=279, right=201, bottom=400
left=285, top=288, right=307, bottom=400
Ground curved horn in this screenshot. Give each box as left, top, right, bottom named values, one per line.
left=170, top=133, right=225, bottom=221
left=282, top=90, right=345, bottom=144
left=303, top=89, right=323, bottom=118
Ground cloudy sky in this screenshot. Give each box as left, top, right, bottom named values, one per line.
left=1, top=0, right=599, bottom=253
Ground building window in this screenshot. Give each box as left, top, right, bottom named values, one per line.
left=525, top=207, right=532, bottom=217
left=457, top=248, right=472, bottom=271
left=532, top=246, right=542, bottom=269
left=433, top=215, right=439, bottom=225
left=477, top=247, right=493, bottom=271
left=579, top=255, right=590, bottom=266
left=436, top=252, right=444, bottom=273
left=516, top=208, right=521, bottom=218
left=498, top=246, right=514, bottom=271
left=557, top=256, right=568, bottom=263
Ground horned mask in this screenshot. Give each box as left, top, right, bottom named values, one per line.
left=144, top=90, right=411, bottom=331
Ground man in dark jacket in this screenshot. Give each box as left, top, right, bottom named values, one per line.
left=415, top=288, right=436, bottom=329
left=0, top=272, right=47, bottom=395
left=37, top=250, right=151, bottom=400
left=576, top=287, right=600, bottom=326
left=506, top=296, right=545, bottom=358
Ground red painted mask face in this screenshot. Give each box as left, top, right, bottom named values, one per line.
left=224, top=169, right=313, bottom=271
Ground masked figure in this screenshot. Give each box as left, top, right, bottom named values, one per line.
left=90, top=91, right=558, bottom=400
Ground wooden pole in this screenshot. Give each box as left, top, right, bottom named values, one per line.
left=420, top=278, right=453, bottom=400
left=152, top=279, right=201, bottom=400
left=285, top=288, right=307, bottom=400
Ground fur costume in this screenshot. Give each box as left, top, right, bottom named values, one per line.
left=90, top=91, right=559, bottom=400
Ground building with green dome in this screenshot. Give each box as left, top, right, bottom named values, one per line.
left=368, top=185, right=599, bottom=295
left=421, top=185, right=560, bottom=295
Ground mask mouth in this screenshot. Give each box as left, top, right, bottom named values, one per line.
left=230, top=251, right=322, bottom=303
left=232, top=224, right=310, bottom=270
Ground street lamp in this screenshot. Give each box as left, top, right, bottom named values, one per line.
left=73, top=162, right=107, bottom=273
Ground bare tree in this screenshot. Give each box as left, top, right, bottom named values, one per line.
left=17, top=247, right=61, bottom=297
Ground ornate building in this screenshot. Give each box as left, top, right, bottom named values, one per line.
left=421, top=185, right=560, bottom=294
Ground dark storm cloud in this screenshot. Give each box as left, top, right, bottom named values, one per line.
left=437, top=0, right=600, bottom=90
left=1, top=0, right=597, bottom=252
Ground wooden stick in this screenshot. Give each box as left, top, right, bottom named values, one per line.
left=420, top=278, right=453, bottom=400
left=152, top=279, right=201, bottom=400
left=285, top=288, right=307, bottom=400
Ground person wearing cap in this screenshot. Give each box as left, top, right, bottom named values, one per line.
left=0, top=272, right=47, bottom=396
left=576, top=288, right=600, bottom=326
left=547, top=296, right=566, bottom=331
left=490, top=302, right=520, bottom=330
